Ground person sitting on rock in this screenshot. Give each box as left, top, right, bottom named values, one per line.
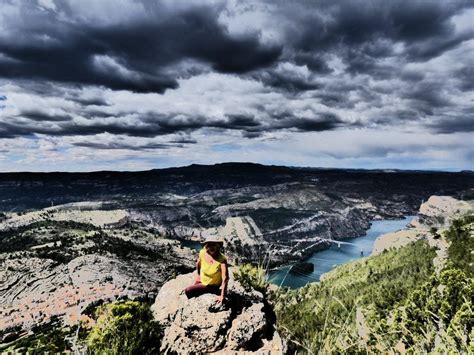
left=184, top=235, right=229, bottom=303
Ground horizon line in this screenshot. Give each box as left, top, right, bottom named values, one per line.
left=0, top=162, right=471, bottom=174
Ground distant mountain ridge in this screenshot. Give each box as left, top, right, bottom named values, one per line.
left=0, top=162, right=472, bottom=213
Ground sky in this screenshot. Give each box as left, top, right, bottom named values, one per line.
left=0, top=0, right=473, bottom=172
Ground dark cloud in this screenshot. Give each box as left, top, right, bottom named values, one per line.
left=19, top=110, right=72, bottom=122
left=169, top=137, right=198, bottom=144
left=2, top=0, right=469, bottom=95
left=0, top=3, right=281, bottom=93
left=71, top=141, right=188, bottom=150
left=288, top=0, right=469, bottom=58
left=71, top=97, right=111, bottom=107
left=0, top=0, right=473, bottom=146
left=455, top=66, right=474, bottom=91
left=268, top=111, right=344, bottom=132
left=402, top=81, right=454, bottom=116
left=224, top=114, right=261, bottom=128
left=291, top=118, right=342, bottom=132
left=0, top=104, right=346, bottom=140
left=427, top=114, right=474, bottom=134
left=254, top=69, right=319, bottom=93
left=78, top=110, right=119, bottom=119
left=314, top=93, right=344, bottom=107
left=264, top=0, right=472, bottom=95
left=293, top=53, right=332, bottom=73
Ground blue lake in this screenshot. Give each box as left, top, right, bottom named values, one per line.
left=180, top=239, right=203, bottom=251
left=267, top=216, right=415, bottom=289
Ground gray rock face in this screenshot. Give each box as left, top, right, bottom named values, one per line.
left=152, top=272, right=284, bottom=354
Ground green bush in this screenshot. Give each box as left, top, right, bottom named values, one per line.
left=0, top=322, right=72, bottom=354
left=233, top=263, right=268, bottom=294
left=87, top=301, right=162, bottom=355
left=445, top=214, right=474, bottom=276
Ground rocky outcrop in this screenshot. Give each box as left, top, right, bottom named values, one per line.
left=372, top=229, right=422, bottom=255
left=410, top=195, right=472, bottom=230
left=151, top=272, right=284, bottom=354
left=0, top=206, right=129, bottom=231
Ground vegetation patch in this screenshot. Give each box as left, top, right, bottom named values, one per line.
left=274, top=239, right=437, bottom=353
left=0, top=318, right=76, bottom=354
left=274, top=214, right=474, bottom=353
left=445, top=214, right=474, bottom=276
left=87, top=300, right=162, bottom=354
left=233, top=263, right=268, bottom=294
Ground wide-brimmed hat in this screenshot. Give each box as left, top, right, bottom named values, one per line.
left=201, top=235, right=224, bottom=246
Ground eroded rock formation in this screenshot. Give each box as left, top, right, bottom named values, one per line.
left=152, top=272, right=284, bottom=354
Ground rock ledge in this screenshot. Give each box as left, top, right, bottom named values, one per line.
left=151, top=272, right=284, bottom=354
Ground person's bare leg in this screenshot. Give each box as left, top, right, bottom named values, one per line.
left=184, top=281, right=208, bottom=298
left=184, top=282, right=221, bottom=298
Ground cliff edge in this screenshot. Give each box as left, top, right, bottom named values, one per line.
left=151, top=271, right=284, bottom=354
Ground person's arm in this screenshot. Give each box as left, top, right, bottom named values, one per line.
left=216, top=260, right=229, bottom=303
left=195, top=257, right=201, bottom=283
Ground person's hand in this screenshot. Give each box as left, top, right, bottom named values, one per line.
left=194, top=274, right=200, bottom=283
left=215, top=295, right=224, bottom=304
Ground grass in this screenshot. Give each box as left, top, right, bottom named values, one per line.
left=274, top=239, right=437, bottom=353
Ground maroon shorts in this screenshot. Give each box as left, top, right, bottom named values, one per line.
left=184, top=280, right=221, bottom=298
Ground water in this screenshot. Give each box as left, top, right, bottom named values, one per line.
left=180, top=239, right=203, bottom=251
left=267, top=216, right=415, bottom=289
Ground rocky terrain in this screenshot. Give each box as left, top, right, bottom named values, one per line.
left=0, top=207, right=195, bottom=342
left=0, top=202, right=128, bottom=231
left=1, top=164, right=472, bottom=267
left=0, top=164, right=472, bottom=349
left=151, top=271, right=284, bottom=354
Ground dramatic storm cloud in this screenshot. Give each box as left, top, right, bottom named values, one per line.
left=0, top=0, right=473, bottom=171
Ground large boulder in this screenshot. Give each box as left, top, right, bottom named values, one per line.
left=151, top=272, right=284, bottom=354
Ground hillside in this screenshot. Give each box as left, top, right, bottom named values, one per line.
left=274, top=198, right=473, bottom=353
left=1, top=197, right=472, bottom=353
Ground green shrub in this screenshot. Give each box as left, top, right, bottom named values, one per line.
left=391, top=268, right=473, bottom=353
left=233, top=263, right=268, bottom=294
left=445, top=214, right=474, bottom=276
left=1, top=323, right=72, bottom=354
left=87, top=301, right=162, bottom=355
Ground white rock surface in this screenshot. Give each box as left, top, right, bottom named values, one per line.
left=152, top=272, right=284, bottom=354
left=410, top=195, right=472, bottom=230
left=1, top=206, right=128, bottom=231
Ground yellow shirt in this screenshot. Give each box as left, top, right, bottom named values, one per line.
left=199, top=249, right=226, bottom=286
